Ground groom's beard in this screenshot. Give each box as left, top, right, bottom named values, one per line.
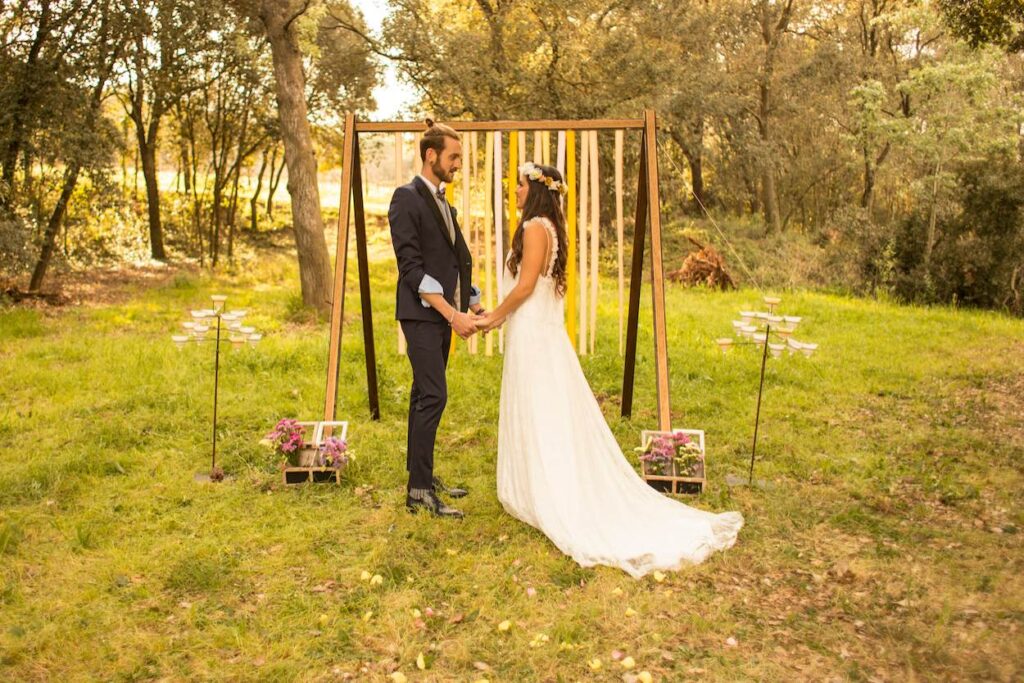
left=431, top=159, right=455, bottom=184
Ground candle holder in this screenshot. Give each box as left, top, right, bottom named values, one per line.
left=171, top=294, right=262, bottom=482
left=716, top=295, right=818, bottom=485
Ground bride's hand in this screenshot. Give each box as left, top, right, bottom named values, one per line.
left=475, top=313, right=505, bottom=332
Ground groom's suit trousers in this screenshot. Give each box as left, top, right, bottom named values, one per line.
left=401, top=319, right=452, bottom=490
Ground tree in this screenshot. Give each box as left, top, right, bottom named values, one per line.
left=228, top=0, right=376, bottom=312
left=29, top=0, right=126, bottom=290
left=940, top=0, right=1024, bottom=52
left=120, top=0, right=227, bottom=260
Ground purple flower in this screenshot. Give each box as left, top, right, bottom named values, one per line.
left=320, top=437, right=348, bottom=468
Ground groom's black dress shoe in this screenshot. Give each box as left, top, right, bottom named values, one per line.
left=432, top=476, right=468, bottom=499
left=406, top=489, right=464, bottom=518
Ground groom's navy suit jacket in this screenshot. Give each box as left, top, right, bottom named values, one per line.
left=389, top=176, right=474, bottom=322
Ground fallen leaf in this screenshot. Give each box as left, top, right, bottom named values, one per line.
left=588, top=658, right=603, bottom=671
left=416, top=652, right=426, bottom=670
left=370, top=574, right=383, bottom=586
left=362, top=610, right=373, bottom=622
left=449, top=612, right=465, bottom=624
left=638, top=672, right=654, bottom=683
left=410, top=608, right=422, bottom=619
left=621, top=655, right=636, bottom=669
left=360, top=570, right=371, bottom=582
left=498, top=620, right=512, bottom=632
left=611, top=587, right=624, bottom=596
left=625, top=607, right=638, bottom=617
left=473, top=661, right=491, bottom=671
left=653, top=571, right=666, bottom=583
left=390, top=673, right=407, bottom=683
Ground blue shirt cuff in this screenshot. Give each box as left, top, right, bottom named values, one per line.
left=418, top=274, right=443, bottom=307
left=469, top=285, right=481, bottom=306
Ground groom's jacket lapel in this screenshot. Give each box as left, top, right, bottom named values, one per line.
left=414, top=177, right=456, bottom=252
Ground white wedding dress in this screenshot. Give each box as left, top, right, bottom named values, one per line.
left=496, top=217, right=743, bottom=578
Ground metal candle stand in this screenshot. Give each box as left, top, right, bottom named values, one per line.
left=170, top=294, right=263, bottom=481
left=713, top=296, right=818, bottom=485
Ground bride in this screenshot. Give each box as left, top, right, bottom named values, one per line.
left=475, top=162, right=743, bottom=578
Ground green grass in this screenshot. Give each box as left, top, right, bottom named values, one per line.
left=1, top=242, right=1022, bottom=682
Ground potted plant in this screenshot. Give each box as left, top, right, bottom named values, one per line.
left=636, top=429, right=706, bottom=494
left=315, top=436, right=349, bottom=469
left=265, top=419, right=316, bottom=466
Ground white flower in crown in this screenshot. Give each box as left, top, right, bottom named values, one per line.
left=519, top=162, right=568, bottom=196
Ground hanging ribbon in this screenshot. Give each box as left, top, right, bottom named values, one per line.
left=484, top=131, right=494, bottom=357
left=464, top=131, right=476, bottom=354
left=589, top=130, right=600, bottom=356
left=507, top=131, right=518, bottom=244
left=494, top=132, right=505, bottom=353
left=556, top=131, right=566, bottom=176
left=566, top=130, right=577, bottom=344
left=615, top=129, right=624, bottom=356
left=578, top=130, right=589, bottom=355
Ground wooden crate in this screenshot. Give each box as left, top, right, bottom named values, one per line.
left=281, top=465, right=343, bottom=485
left=639, top=428, right=706, bottom=495
left=281, top=420, right=349, bottom=485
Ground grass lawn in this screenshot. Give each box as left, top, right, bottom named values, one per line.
left=1, top=242, right=1022, bottom=682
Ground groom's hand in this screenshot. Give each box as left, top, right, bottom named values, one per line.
left=450, top=311, right=479, bottom=339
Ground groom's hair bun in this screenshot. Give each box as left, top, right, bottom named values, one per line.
left=420, top=118, right=460, bottom=161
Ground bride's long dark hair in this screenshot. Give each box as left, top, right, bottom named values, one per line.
left=506, top=164, right=569, bottom=297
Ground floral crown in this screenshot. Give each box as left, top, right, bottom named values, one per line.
left=519, top=162, right=568, bottom=196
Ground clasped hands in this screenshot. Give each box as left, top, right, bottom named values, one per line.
left=450, top=308, right=506, bottom=338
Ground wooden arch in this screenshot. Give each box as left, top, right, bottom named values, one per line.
left=323, top=109, right=671, bottom=431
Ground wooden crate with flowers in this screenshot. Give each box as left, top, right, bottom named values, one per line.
left=636, top=429, right=706, bottom=494
left=264, top=419, right=351, bottom=484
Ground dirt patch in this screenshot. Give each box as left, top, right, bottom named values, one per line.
left=2, top=261, right=197, bottom=309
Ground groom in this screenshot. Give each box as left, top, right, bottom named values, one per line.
left=389, top=119, right=483, bottom=518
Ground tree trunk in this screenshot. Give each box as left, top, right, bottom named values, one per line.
left=687, top=151, right=705, bottom=212
left=266, top=146, right=284, bottom=217
left=923, top=157, right=942, bottom=273
left=860, top=148, right=875, bottom=209
left=668, top=125, right=706, bottom=213
left=1, top=0, right=53, bottom=203
left=251, top=147, right=269, bottom=232
left=260, top=1, right=333, bottom=312
left=179, top=127, right=192, bottom=194
left=138, top=128, right=166, bottom=260
left=30, top=22, right=117, bottom=290
left=212, top=183, right=222, bottom=267
left=758, top=80, right=782, bottom=234
left=29, top=166, right=80, bottom=291
left=227, top=162, right=241, bottom=260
